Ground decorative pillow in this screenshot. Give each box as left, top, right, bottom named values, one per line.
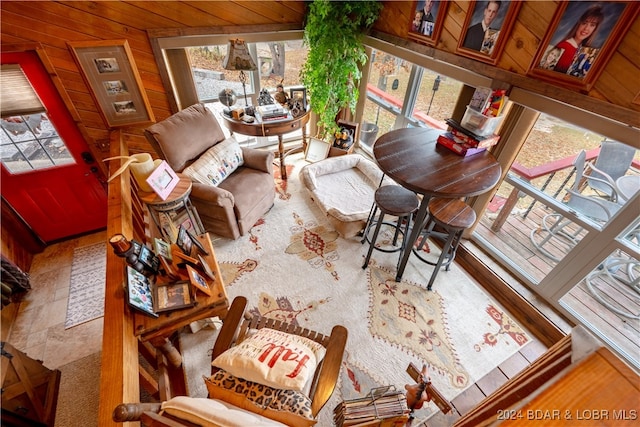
left=211, top=327, right=326, bottom=392
left=182, top=137, right=244, bottom=186
left=204, top=369, right=316, bottom=427
left=161, top=395, right=288, bottom=427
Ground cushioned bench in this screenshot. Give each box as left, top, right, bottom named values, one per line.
left=299, top=154, right=395, bottom=238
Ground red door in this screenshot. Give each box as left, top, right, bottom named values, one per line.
left=1, top=51, right=107, bottom=243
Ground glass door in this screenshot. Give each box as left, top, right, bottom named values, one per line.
left=474, top=111, right=639, bottom=368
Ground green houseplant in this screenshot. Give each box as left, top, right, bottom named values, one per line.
left=301, top=0, right=382, bottom=141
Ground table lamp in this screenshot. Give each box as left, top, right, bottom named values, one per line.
left=222, top=39, right=257, bottom=108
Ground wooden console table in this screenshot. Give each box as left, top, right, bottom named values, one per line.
left=132, top=232, right=228, bottom=367
left=221, top=110, right=310, bottom=180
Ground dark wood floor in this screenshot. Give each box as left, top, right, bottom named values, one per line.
left=425, top=340, right=548, bottom=426
left=474, top=205, right=639, bottom=368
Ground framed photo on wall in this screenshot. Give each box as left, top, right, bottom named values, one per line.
left=527, top=2, right=638, bottom=91
left=68, top=40, right=155, bottom=128
left=456, top=0, right=522, bottom=65
left=408, top=1, right=448, bottom=46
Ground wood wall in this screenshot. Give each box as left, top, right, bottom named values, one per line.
left=375, top=1, right=640, bottom=125
left=0, top=0, right=307, bottom=177
left=2, top=1, right=638, bottom=174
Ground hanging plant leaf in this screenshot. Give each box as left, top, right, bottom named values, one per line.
left=301, top=0, right=382, bottom=141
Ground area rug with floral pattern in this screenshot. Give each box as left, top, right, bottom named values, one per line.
left=184, top=153, right=530, bottom=425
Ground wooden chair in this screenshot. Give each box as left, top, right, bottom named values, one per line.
left=113, top=296, right=348, bottom=426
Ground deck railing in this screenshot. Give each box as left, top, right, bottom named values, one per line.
left=492, top=148, right=639, bottom=232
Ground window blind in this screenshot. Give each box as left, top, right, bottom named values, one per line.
left=1, top=64, right=46, bottom=118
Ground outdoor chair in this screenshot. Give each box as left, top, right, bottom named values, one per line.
left=583, top=140, right=635, bottom=201
left=530, top=150, right=621, bottom=262
left=585, top=256, right=640, bottom=320
left=113, top=296, right=348, bottom=426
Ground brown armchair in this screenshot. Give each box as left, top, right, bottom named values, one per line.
left=145, top=104, right=275, bottom=240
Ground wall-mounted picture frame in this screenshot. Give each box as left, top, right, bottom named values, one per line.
left=305, top=137, right=331, bottom=163
left=186, top=265, right=212, bottom=296
left=456, top=0, right=522, bottom=65
left=154, top=280, right=194, bottom=313
left=407, top=1, right=448, bottom=46
left=289, top=87, right=307, bottom=111
left=146, top=160, right=179, bottom=200
left=67, top=40, right=155, bottom=128
left=527, top=1, right=637, bottom=91
left=126, top=266, right=157, bottom=317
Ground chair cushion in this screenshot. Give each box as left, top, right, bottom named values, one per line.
left=183, top=137, right=244, bottom=186
left=204, top=370, right=316, bottom=427
left=161, top=395, right=288, bottom=426
left=211, top=327, right=325, bottom=392
left=145, top=103, right=226, bottom=172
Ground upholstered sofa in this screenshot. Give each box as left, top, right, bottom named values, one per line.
left=145, top=104, right=275, bottom=240
left=299, top=154, right=395, bottom=238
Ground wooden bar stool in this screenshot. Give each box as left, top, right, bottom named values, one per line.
left=413, top=198, right=476, bottom=290
left=362, top=185, right=419, bottom=269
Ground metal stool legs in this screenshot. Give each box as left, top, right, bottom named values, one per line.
left=361, top=185, right=419, bottom=270
left=362, top=209, right=411, bottom=269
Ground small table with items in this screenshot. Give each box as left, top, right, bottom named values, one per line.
left=221, top=109, right=310, bottom=180
left=139, top=174, right=204, bottom=242
left=373, top=127, right=502, bottom=282
left=131, top=232, right=229, bottom=367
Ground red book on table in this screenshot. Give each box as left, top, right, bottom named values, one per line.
left=437, top=133, right=487, bottom=157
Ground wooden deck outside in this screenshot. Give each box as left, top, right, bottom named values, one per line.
left=474, top=205, right=640, bottom=368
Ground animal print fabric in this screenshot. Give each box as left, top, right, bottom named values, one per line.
left=204, top=369, right=316, bottom=426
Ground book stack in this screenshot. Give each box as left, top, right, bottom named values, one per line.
left=437, top=132, right=487, bottom=157
left=333, top=387, right=410, bottom=427
left=438, top=119, right=501, bottom=157
left=256, top=104, right=290, bottom=121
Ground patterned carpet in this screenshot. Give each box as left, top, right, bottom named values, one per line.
left=64, top=243, right=107, bottom=329
left=182, top=153, right=530, bottom=424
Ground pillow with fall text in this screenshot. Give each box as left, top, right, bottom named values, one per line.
left=211, top=328, right=326, bottom=392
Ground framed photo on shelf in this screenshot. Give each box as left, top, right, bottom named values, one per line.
left=197, top=254, right=216, bottom=281
left=187, top=230, right=208, bottom=255
left=176, top=225, right=193, bottom=256
left=527, top=1, right=637, bottom=91
left=137, top=245, right=160, bottom=274
left=67, top=40, right=155, bottom=128
left=173, top=250, right=199, bottom=267
left=456, top=0, right=522, bottom=65
left=154, top=238, right=172, bottom=261
left=186, top=265, right=213, bottom=296
left=158, top=256, right=179, bottom=280
left=407, top=1, right=448, bottom=46
left=146, top=161, right=179, bottom=200
left=305, top=137, right=331, bottom=163
left=126, top=266, right=157, bottom=317
left=289, top=87, right=307, bottom=110
left=154, top=280, right=194, bottom=313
